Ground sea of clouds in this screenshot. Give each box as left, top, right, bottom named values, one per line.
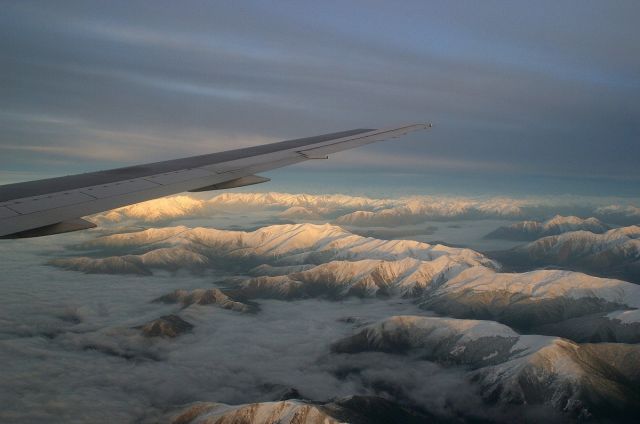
left=2, top=192, right=639, bottom=423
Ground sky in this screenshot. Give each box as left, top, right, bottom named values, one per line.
left=1, top=1, right=639, bottom=191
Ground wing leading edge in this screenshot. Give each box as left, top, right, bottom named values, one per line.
left=0, top=124, right=431, bottom=238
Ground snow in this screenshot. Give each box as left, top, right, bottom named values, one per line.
left=522, top=225, right=640, bottom=255
left=606, top=309, right=640, bottom=324
left=335, top=196, right=527, bottom=227
left=71, top=223, right=496, bottom=270
left=486, top=215, right=610, bottom=240
left=237, top=256, right=489, bottom=298
left=542, top=215, right=607, bottom=233
left=171, top=400, right=346, bottom=424
left=87, top=191, right=590, bottom=227
left=279, top=206, right=324, bottom=220
left=93, top=196, right=212, bottom=223
left=54, top=223, right=640, bottom=313
left=439, top=267, right=640, bottom=307
left=335, top=313, right=639, bottom=414
left=368, top=316, right=519, bottom=343
left=596, top=204, right=640, bottom=219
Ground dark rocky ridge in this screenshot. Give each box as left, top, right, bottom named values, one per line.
left=138, top=314, right=194, bottom=338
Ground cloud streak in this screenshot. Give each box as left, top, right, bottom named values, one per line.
left=1, top=1, right=639, bottom=179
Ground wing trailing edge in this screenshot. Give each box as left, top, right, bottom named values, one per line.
left=188, top=175, right=271, bottom=192
left=0, top=218, right=97, bottom=239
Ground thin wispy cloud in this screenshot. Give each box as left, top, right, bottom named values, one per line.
left=1, top=1, right=638, bottom=180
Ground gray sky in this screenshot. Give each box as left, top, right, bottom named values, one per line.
left=1, top=0, right=639, bottom=183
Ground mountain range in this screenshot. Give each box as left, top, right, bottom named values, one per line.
left=484, top=215, right=610, bottom=241
left=332, top=315, right=640, bottom=420
left=493, top=225, right=640, bottom=283
left=53, top=223, right=494, bottom=274
left=38, top=216, right=640, bottom=422
left=169, top=396, right=433, bottom=424
left=88, top=192, right=640, bottom=228
left=50, top=223, right=640, bottom=345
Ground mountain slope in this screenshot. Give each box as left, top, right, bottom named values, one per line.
left=238, top=256, right=480, bottom=299
left=51, top=223, right=495, bottom=275
left=153, top=288, right=258, bottom=313
left=494, top=225, right=640, bottom=283
left=51, top=223, right=640, bottom=342
left=421, top=267, right=640, bottom=331
left=169, top=396, right=432, bottom=424
left=332, top=316, right=640, bottom=420
left=485, top=215, right=609, bottom=241
left=138, top=314, right=194, bottom=338
left=533, top=309, right=640, bottom=343
left=334, top=197, right=525, bottom=227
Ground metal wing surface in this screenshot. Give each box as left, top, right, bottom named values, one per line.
left=0, top=124, right=430, bottom=238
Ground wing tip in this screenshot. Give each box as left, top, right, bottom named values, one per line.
left=396, top=123, right=432, bottom=131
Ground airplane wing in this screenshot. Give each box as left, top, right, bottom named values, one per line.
left=0, top=124, right=430, bottom=238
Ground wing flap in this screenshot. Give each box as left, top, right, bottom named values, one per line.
left=189, top=175, right=271, bottom=192
left=0, top=218, right=96, bottom=239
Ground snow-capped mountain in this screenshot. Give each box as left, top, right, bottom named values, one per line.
left=484, top=215, right=609, bottom=241
left=153, top=288, right=258, bottom=313
left=232, top=263, right=640, bottom=340
left=335, top=197, right=526, bottom=227
left=237, top=261, right=640, bottom=339
left=88, top=191, right=640, bottom=231
left=91, top=192, right=390, bottom=224
left=332, top=316, right=640, bottom=419
left=52, top=223, right=640, bottom=343
left=49, top=246, right=209, bottom=275
left=138, top=314, right=194, bottom=338
left=207, top=192, right=388, bottom=211
left=595, top=204, right=640, bottom=225
left=52, top=223, right=495, bottom=275
left=279, top=206, right=326, bottom=220
left=238, top=256, right=488, bottom=299
left=170, top=400, right=344, bottom=424
left=421, top=267, right=640, bottom=331
left=534, top=309, right=640, bottom=343
left=169, top=396, right=431, bottom=424
left=332, top=316, right=520, bottom=364
left=470, top=338, right=640, bottom=417
left=496, top=225, right=640, bottom=283
left=93, top=195, right=216, bottom=223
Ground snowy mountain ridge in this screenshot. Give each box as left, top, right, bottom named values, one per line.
left=494, top=225, right=640, bottom=283
left=51, top=223, right=640, bottom=342
left=485, top=215, right=610, bottom=241
left=67, top=223, right=495, bottom=270
left=332, top=315, right=640, bottom=417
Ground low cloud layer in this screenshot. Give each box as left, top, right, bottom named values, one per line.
left=3, top=193, right=640, bottom=423
left=0, top=267, right=465, bottom=423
